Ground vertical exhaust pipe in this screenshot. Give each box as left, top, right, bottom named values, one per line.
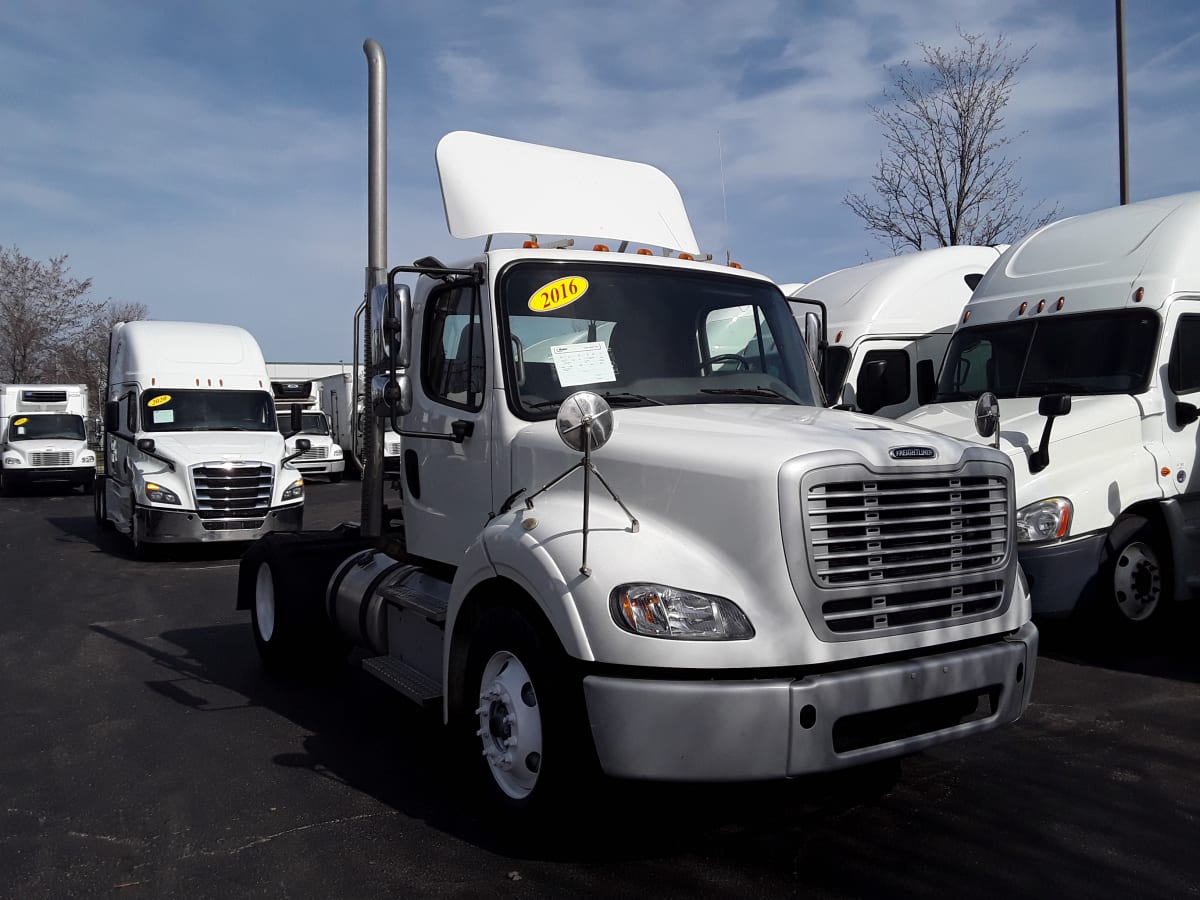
left=361, top=38, right=386, bottom=536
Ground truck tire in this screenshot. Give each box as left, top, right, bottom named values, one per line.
left=1102, top=515, right=1172, bottom=630
left=462, top=606, right=596, bottom=816
left=93, top=475, right=113, bottom=529
left=80, top=472, right=95, bottom=495
left=249, top=555, right=349, bottom=675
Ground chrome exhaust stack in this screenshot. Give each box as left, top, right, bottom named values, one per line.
left=361, top=38, right=387, bottom=537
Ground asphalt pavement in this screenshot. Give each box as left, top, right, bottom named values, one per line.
left=1, top=481, right=1198, bottom=898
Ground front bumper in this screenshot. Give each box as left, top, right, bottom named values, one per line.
left=1019, top=532, right=1108, bottom=618
left=3, top=465, right=94, bottom=486
left=292, top=458, right=345, bottom=477
left=135, top=502, right=303, bottom=544
left=583, top=622, right=1037, bottom=781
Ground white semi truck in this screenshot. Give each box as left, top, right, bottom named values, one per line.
left=0, top=384, right=96, bottom=494
left=95, top=320, right=306, bottom=553
left=785, top=245, right=1004, bottom=416
left=901, top=192, right=1200, bottom=629
left=272, top=379, right=345, bottom=482
left=236, top=40, right=1037, bottom=815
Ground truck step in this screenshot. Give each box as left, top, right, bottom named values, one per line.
left=362, top=656, right=442, bottom=708
left=378, top=581, right=448, bottom=624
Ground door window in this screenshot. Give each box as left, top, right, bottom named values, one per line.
left=858, top=348, right=911, bottom=412
left=1168, top=314, right=1200, bottom=394
left=423, top=286, right=485, bottom=411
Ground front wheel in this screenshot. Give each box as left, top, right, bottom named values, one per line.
left=462, top=606, right=596, bottom=815
left=1103, top=517, right=1172, bottom=629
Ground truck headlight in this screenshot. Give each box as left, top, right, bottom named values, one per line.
left=282, top=478, right=304, bottom=501
left=3, top=456, right=19, bottom=466
left=610, top=583, right=754, bottom=640
left=80, top=453, right=96, bottom=465
left=144, top=482, right=181, bottom=505
left=1016, top=497, right=1072, bottom=543
left=331, top=445, right=342, bottom=456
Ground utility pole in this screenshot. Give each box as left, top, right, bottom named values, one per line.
left=1116, top=0, right=1130, bottom=204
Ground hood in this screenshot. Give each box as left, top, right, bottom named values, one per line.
left=901, top=395, right=1143, bottom=465
left=147, top=431, right=285, bottom=463
left=514, top=403, right=989, bottom=484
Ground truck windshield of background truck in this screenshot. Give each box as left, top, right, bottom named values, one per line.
left=275, top=411, right=330, bottom=436
left=140, top=390, right=276, bottom=433
left=6, top=414, right=86, bottom=441
left=935, top=308, right=1160, bottom=401
left=498, top=261, right=819, bottom=418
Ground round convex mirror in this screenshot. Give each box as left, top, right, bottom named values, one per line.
left=556, top=391, right=615, bottom=452
left=974, top=391, right=1000, bottom=439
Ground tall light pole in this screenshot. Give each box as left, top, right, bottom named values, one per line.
left=1116, top=0, right=1130, bottom=204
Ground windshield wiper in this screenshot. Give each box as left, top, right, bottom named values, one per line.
left=526, top=391, right=664, bottom=410
left=700, top=386, right=798, bottom=404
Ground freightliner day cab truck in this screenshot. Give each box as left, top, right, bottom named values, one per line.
left=900, top=193, right=1200, bottom=630
left=95, top=320, right=307, bottom=554
left=785, top=245, right=1004, bottom=417
left=0, top=384, right=96, bottom=494
left=236, top=40, right=1037, bottom=814
left=272, top=379, right=345, bottom=482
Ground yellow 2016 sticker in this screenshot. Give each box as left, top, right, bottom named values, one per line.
left=13, top=417, right=28, bottom=426
left=147, top=394, right=172, bottom=408
left=528, top=276, right=589, bottom=312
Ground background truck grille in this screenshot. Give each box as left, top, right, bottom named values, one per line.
left=784, top=459, right=1014, bottom=640
left=31, top=452, right=73, bottom=467
left=190, top=462, right=273, bottom=523
left=807, top=475, right=1008, bottom=586
left=297, top=446, right=328, bottom=460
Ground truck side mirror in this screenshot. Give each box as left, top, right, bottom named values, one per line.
left=916, top=359, right=936, bottom=406
left=371, top=283, right=413, bottom=372
left=136, top=438, right=156, bottom=453
left=1030, top=393, right=1071, bottom=474
left=289, top=403, right=302, bottom=437
left=856, top=359, right=887, bottom=414
left=295, top=438, right=311, bottom=452
left=104, top=400, right=120, bottom=434
left=1176, top=401, right=1199, bottom=426
left=803, top=311, right=824, bottom=367
left=974, top=392, right=1000, bottom=448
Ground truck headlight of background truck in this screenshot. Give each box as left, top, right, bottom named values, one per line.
left=1015, top=497, right=1072, bottom=543
left=610, top=583, right=755, bottom=640
left=3, top=455, right=20, bottom=467
left=144, top=482, right=181, bottom=505
left=282, top=478, right=304, bottom=502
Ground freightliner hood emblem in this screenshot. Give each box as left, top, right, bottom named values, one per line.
left=888, top=446, right=937, bottom=460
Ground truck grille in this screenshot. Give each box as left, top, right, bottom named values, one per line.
left=31, top=452, right=73, bottom=467
left=807, top=475, right=1008, bottom=586
left=190, top=461, right=274, bottom=524
left=297, top=446, right=328, bottom=460
left=784, top=458, right=1014, bottom=640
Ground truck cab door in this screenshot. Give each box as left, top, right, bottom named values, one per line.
left=105, top=389, right=138, bottom=531
left=400, top=280, right=493, bottom=563
left=1160, top=302, right=1200, bottom=493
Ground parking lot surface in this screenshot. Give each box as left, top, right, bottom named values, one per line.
left=1, top=481, right=1198, bottom=898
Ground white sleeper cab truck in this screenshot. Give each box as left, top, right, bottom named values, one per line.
left=235, top=40, right=1036, bottom=816
left=96, top=320, right=306, bottom=554
left=901, top=192, right=1200, bottom=630
left=272, top=379, right=345, bottom=482
left=0, top=384, right=95, bottom=494
left=787, top=245, right=1003, bottom=416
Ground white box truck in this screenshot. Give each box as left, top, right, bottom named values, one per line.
left=316, top=370, right=403, bottom=475
left=95, top=320, right=306, bottom=554
left=0, top=384, right=96, bottom=494
left=234, top=40, right=1036, bottom=817
left=271, top=379, right=345, bottom=482
left=785, top=245, right=1004, bottom=416
left=900, top=192, right=1200, bottom=629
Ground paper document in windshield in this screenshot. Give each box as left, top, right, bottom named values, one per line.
left=550, top=341, right=616, bottom=387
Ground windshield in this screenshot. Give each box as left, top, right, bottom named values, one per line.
left=140, top=389, right=276, bottom=433
left=7, top=414, right=86, bottom=442
left=276, top=411, right=329, bottom=435
left=936, top=309, right=1160, bottom=401
left=499, top=261, right=820, bottom=417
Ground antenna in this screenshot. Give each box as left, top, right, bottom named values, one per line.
left=717, top=130, right=730, bottom=265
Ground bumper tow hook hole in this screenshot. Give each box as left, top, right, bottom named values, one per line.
left=799, top=704, right=817, bottom=729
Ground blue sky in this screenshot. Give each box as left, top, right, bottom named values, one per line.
left=2, top=0, right=1198, bottom=362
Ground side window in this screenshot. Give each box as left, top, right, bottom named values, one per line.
left=858, top=348, right=910, bottom=412
left=1168, top=314, right=1200, bottom=394
left=423, top=286, right=485, bottom=411
left=702, top=305, right=773, bottom=373
left=123, top=391, right=137, bottom=433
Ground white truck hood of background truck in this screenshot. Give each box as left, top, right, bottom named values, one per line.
left=498, top=402, right=1027, bottom=669
left=900, top=395, right=1157, bottom=511
left=145, top=432, right=287, bottom=463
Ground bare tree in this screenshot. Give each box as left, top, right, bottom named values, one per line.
left=845, top=30, right=1059, bottom=253
left=0, top=246, right=102, bottom=382
left=59, top=300, right=150, bottom=410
